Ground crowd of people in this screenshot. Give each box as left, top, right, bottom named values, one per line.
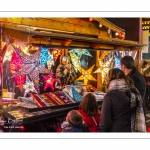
left=60, top=56, right=150, bottom=132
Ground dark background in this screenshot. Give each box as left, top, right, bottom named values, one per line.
left=105, top=18, right=140, bottom=41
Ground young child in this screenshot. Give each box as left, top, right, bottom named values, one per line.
left=61, top=110, right=90, bottom=132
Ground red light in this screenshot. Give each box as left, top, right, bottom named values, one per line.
left=19, top=125, right=25, bottom=132
left=89, top=18, right=93, bottom=22
left=147, top=126, right=150, bottom=132
left=55, top=127, right=62, bottom=132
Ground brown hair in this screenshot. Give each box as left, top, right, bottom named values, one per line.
left=59, top=54, right=70, bottom=65
left=66, top=110, right=83, bottom=126
left=121, top=56, right=134, bottom=69
left=79, top=93, right=98, bottom=116
left=107, top=68, right=134, bottom=87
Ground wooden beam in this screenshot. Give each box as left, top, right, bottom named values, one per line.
left=0, top=18, right=103, bottom=36
left=94, top=18, right=123, bottom=32
left=114, top=45, right=123, bottom=50
left=96, top=50, right=102, bottom=91
left=92, top=43, right=101, bottom=49
left=61, top=39, right=72, bottom=47
left=138, top=18, right=143, bottom=72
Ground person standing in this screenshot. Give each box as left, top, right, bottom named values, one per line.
left=120, top=56, right=146, bottom=114
left=56, top=54, right=77, bottom=89
left=142, top=61, right=150, bottom=109
left=99, top=68, right=146, bottom=132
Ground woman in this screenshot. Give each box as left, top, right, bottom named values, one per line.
left=99, top=68, right=146, bottom=132
left=78, top=93, right=100, bottom=132
left=56, top=54, right=77, bottom=89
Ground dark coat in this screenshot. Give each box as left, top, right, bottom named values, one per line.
left=127, top=66, right=146, bottom=100
left=99, top=90, right=131, bottom=132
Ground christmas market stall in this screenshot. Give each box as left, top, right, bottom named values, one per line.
left=0, top=18, right=145, bottom=132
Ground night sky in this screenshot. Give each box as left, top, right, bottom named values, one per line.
left=105, top=18, right=140, bottom=42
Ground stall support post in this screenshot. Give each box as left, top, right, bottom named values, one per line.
left=0, top=23, right=2, bottom=105
left=138, top=18, right=143, bottom=72
left=96, top=50, right=102, bottom=91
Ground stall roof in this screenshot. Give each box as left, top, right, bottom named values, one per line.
left=0, top=18, right=146, bottom=50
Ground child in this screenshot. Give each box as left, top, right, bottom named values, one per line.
left=61, top=110, right=90, bottom=132
left=78, top=93, right=100, bottom=132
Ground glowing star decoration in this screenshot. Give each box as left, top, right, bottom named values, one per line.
left=114, top=54, right=121, bottom=68
left=23, top=81, right=37, bottom=94
left=21, top=45, right=31, bottom=55
left=42, top=74, right=57, bottom=91
left=69, top=52, right=81, bottom=72
left=10, top=52, right=23, bottom=74
left=40, top=48, right=54, bottom=67
left=2, top=41, right=6, bottom=49
left=14, top=75, right=26, bottom=91
left=69, top=49, right=93, bottom=60
left=94, top=57, right=114, bottom=84
left=12, top=45, right=49, bottom=86
left=23, top=76, right=38, bottom=97
left=76, top=65, right=96, bottom=85
left=47, top=60, right=54, bottom=70
left=52, top=49, right=62, bottom=62
left=3, top=48, right=14, bottom=63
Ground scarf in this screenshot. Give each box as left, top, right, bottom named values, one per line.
left=108, top=79, right=146, bottom=132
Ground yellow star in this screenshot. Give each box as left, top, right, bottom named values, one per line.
left=94, top=57, right=113, bottom=84
left=76, top=65, right=96, bottom=85
left=69, top=52, right=81, bottom=72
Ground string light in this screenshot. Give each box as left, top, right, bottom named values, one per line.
left=107, top=27, right=111, bottom=34
left=99, top=22, right=103, bottom=28
left=115, top=31, right=118, bottom=36
left=89, top=18, right=92, bottom=21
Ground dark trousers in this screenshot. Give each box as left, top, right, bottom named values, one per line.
left=145, top=85, right=150, bottom=108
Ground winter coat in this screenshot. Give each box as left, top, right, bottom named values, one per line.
left=61, top=121, right=90, bottom=132
left=99, top=90, right=131, bottom=132
left=78, top=109, right=100, bottom=132
left=127, top=66, right=146, bottom=100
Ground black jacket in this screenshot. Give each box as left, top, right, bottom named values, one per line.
left=99, top=90, right=131, bottom=132
left=127, top=66, right=146, bottom=100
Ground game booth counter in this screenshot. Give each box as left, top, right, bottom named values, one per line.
left=0, top=18, right=145, bottom=132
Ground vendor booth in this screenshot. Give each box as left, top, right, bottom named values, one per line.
left=0, top=18, right=145, bottom=132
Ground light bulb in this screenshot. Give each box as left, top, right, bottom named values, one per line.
left=115, top=31, right=118, bottom=36
left=99, top=22, right=102, bottom=28
left=89, top=18, right=92, bottom=22
left=108, top=28, right=111, bottom=34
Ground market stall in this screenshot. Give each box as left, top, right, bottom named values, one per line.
left=0, top=18, right=145, bottom=132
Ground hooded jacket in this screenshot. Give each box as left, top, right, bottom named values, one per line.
left=61, top=121, right=90, bottom=132
left=77, top=109, right=100, bottom=132
left=99, top=90, right=131, bottom=132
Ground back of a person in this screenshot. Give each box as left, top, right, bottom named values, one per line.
left=99, top=90, right=131, bottom=132
left=107, top=91, right=131, bottom=132
left=61, top=110, right=90, bottom=132
left=127, top=66, right=146, bottom=99
left=78, top=109, right=100, bottom=132
left=77, top=93, right=100, bottom=132
left=100, top=68, right=146, bottom=132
